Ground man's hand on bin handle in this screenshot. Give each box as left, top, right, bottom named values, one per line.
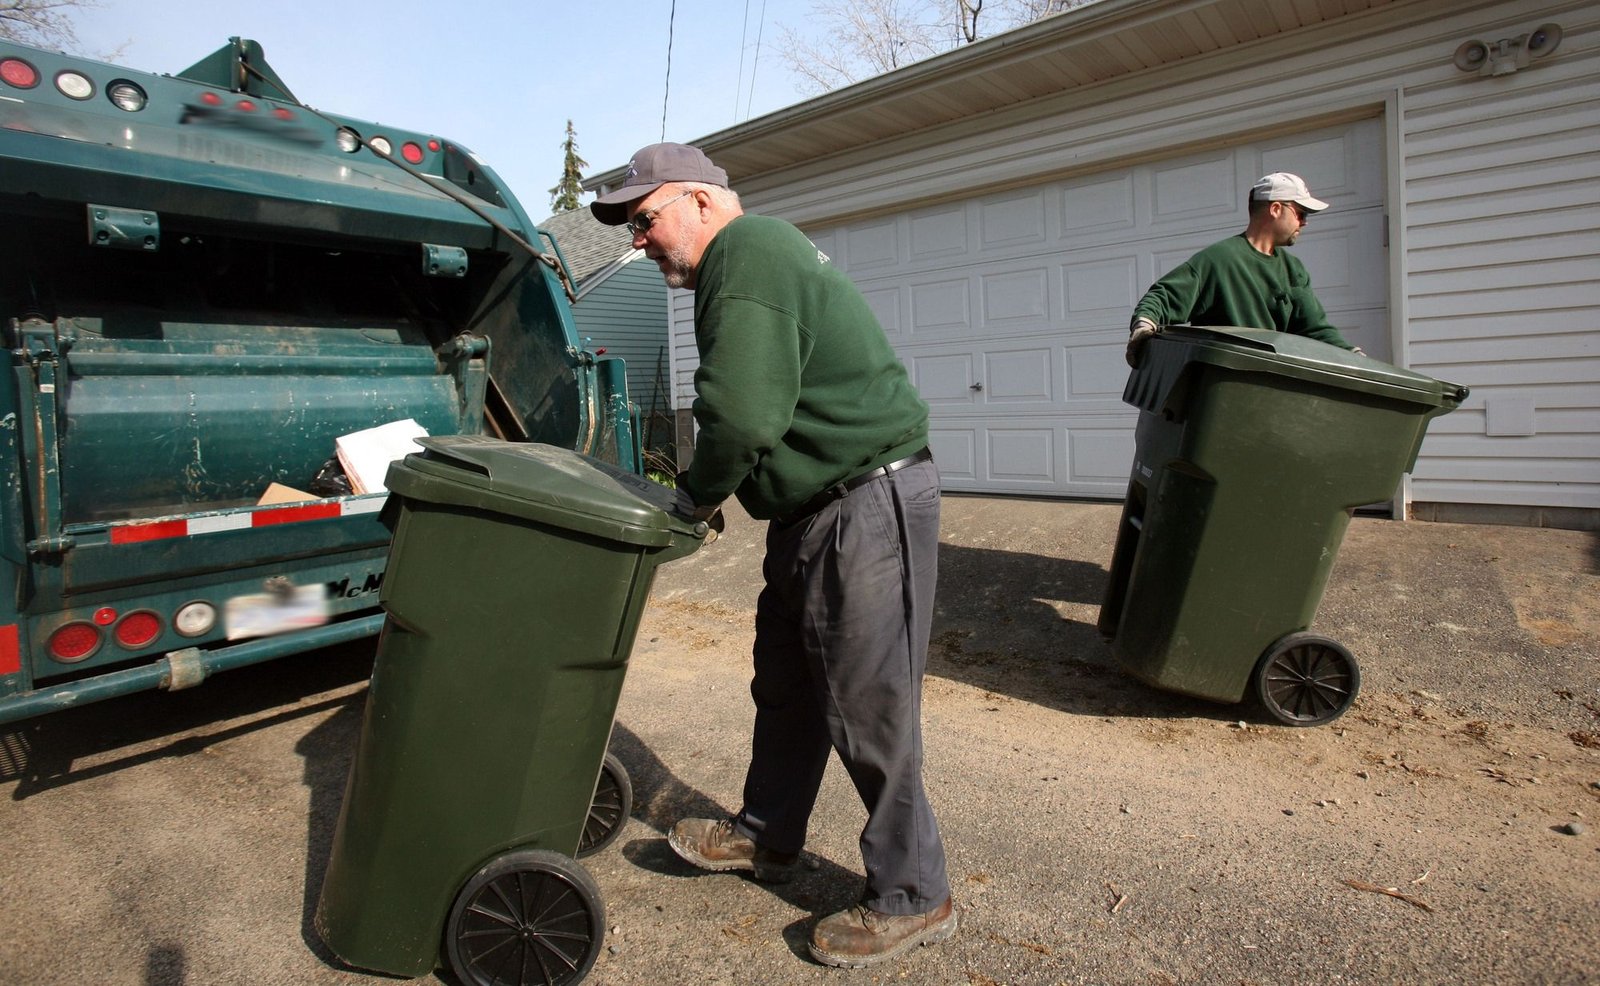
left=672, top=484, right=718, bottom=523
left=672, top=474, right=723, bottom=527
left=1126, top=317, right=1160, bottom=368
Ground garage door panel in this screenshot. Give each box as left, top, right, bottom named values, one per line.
left=989, top=428, right=1057, bottom=482
left=929, top=428, right=978, bottom=481
left=981, top=268, right=1051, bottom=326
left=1067, top=344, right=1132, bottom=399
left=909, top=204, right=970, bottom=262
left=844, top=218, right=900, bottom=270
left=1070, top=429, right=1137, bottom=487
left=983, top=348, right=1054, bottom=403
left=911, top=352, right=979, bottom=405
left=910, top=278, right=972, bottom=334
left=1061, top=174, right=1136, bottom=237
left=981, top=190, right=1049, bottom=250
left=1063, top=255, right=1141, bottom=317
left=860, top=284, right=904, bottom=338
left=1151, top=152, right=1242, bottom=226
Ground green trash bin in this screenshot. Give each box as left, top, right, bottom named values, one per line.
left=1097, top=326, right=1468, bottom=727
left=314, top=435, right=712, bottom=985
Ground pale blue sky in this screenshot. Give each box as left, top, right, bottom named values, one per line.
left=69, top=0, right=819, bottom=218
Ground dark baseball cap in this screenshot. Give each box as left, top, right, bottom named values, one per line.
left=590, top=143, right=729, bottom=225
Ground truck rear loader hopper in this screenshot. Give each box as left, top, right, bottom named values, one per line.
left=0, top=37, right=636, bottom=725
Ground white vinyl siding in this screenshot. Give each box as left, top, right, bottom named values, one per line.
left=1398, top=44, right=1600, bottom=509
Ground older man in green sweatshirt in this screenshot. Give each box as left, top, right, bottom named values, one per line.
left=591, top=143, right=954, bottom=970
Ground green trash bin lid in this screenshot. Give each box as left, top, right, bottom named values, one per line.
left=384, top=435, right=689, bottom=548
left=1127, top=325, right=1470, bottom=415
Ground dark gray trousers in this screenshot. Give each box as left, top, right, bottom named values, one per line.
left=733, top=458, right=950, bottom=915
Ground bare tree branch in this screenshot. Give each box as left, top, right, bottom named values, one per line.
left=776, top=0, right=1094, bottom=95
left=0, top=0, right=98, bottom=51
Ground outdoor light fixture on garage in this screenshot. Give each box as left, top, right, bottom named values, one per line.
left=1453, top=22, right=1562, bottom=76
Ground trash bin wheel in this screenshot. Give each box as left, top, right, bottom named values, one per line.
left=1252, top=632, right=1361, bottom=727
left=444, top=849, right=605, bottom=986
left=577, top=751, right=633, bottom=858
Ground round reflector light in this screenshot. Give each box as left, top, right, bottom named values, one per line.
left=427, top=139, right=440, bottom=151
left=369, top=136, right=392, bottom=157
left=107, top=80, right=147, bottom=112
left=236, top=99, right=256, bottom=112
left=336, top=127, right=362, bottom=153
left=114, top=610, right=163, bottom=649
left=200, top=91, right=223, bottom=106
left=0, top=57, right=39, bottom=89
left=48, top=622, right=101, bottom=663
left=272, top=106, right=294, bottom=120
left=173, top=602, right=216, bottom=638
left=55, top=71, right=94, bottom=100
left=401, top=141, right=424, bottom=165
left=93, top=607, right=118, bottom=626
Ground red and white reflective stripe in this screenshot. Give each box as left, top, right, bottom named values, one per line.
left=108, top=496, right=386, bottom=545
left=0, top=624, right=18, bottom=676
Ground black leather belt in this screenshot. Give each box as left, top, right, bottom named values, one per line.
left=774, top=447, right=932, bottom=528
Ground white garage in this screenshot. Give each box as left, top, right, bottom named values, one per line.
left=805, top=118, right=1388, bottom=498
left=603, top=0, right=1598, bottom=530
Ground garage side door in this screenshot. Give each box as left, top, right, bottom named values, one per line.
left=807, top=118, right=1386, bottom=498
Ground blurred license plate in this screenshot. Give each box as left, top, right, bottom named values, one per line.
left=225, top=584, right=331, bottom=641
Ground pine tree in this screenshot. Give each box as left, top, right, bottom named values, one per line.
left=549, top=120, right=588, bottom=213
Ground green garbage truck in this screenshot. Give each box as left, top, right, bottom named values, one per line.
left=0, top=37, right=636, bottom=725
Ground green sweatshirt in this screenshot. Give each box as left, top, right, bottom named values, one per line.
left=680, top=214, right=929, bottom=520
left=1132, top=234, right=1355, bottom=349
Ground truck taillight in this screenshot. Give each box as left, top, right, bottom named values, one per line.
left=0, top=57, right=39, bottom=89
left=54, top=71, right=93, bottom=100
left=114, top=611, right=163, bottom=649
left=173, top=602, right=216, bottom=638
left=106, top=79, right=146, bottom=112
left=48, top=622, right=101, bottom=663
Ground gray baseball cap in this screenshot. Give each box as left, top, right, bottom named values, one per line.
left=590, top=143, right=729, bottom=225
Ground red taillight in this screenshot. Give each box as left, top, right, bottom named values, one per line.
left=48, top=622, right=100, bottom=663
left=401, top=141, right=424, bottom=165
left=272, top=106, right=294, bottom=121
left=1, top=57, right=39, bottom=89
left=114, top=611, right=162, bottom=649
left=427, top=139, right=440, bottom=152
left=200, top=91, right=223, bottom=106
left=236, top=99, right=256, bottom=112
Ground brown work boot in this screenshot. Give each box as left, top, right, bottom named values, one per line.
left=667, top=817, right=798, bottom=883
left=808, top=898, right=957, bottom=968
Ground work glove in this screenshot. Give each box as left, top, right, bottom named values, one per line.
left=671, top=476, right=722, bottom=524
left=671, top=483, right=725, bottom=543
left=1126, top=317, right=1159, bottom=368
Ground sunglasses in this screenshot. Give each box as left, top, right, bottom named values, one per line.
left=625, top=191, right=693, bottom=236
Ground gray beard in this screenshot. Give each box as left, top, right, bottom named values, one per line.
left=659, top=241, right=696, bottom=289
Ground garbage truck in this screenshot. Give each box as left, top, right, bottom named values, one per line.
left=0, top=37, right=636, bottom=725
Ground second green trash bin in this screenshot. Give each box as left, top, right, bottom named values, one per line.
left=315, top=435, right=713, bottom=985
left=1098, top=326, right=1467, bottom=727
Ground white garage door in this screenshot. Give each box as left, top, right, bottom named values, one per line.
left=806, top=118, right=1388, bottom=498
